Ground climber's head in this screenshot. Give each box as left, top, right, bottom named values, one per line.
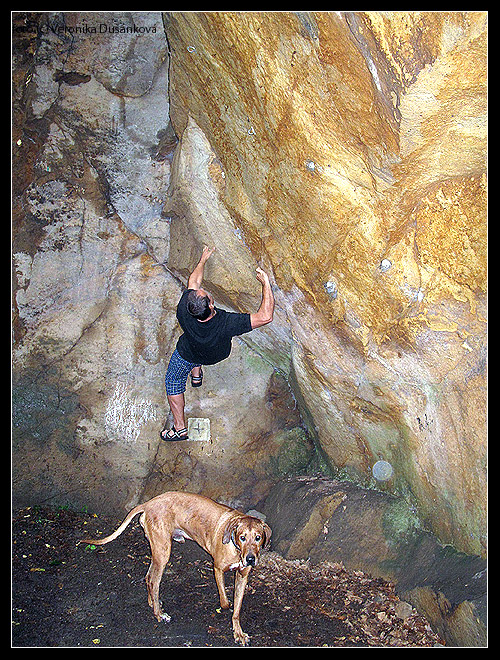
left=187, top=289, right=215, bottom=321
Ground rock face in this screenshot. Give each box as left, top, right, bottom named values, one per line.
left=13, top=11, right=486, bottom=561
left=164, top=11, right=487, bottom=557
left=12, top=12, right=312, bottom=514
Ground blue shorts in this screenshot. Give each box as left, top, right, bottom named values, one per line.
left=165, top=349, right=202, bottom=396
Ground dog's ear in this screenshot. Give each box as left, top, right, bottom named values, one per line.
left=262, top=523, right=272, bottom=550
left=222, top=518, right=240, bottom=545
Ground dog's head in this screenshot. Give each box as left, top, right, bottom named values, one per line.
left=222, top=515, right=272, bottom=567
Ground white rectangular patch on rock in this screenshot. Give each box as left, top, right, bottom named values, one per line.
left=187, top=418, right=211, bottom=441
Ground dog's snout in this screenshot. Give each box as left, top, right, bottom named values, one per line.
left=246, top=553, right=256, bottom=567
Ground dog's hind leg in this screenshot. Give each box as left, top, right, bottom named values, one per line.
left=144, top=527, right=172, bottom=622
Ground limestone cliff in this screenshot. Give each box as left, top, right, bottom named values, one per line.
left=164, top=11, right=487, bottom=556
left=12, top=12, right=313, bottom=515
left=12, top=12, right=486, bottom=558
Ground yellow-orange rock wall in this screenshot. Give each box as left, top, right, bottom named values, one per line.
left=165, top=11, right=487, bottom=555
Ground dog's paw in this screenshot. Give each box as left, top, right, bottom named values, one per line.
left=156, top=612, right=171, bottom=623
left=234, top=630, right=250, bottom=646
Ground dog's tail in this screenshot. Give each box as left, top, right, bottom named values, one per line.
left=78, top=504, right=145, bottom=546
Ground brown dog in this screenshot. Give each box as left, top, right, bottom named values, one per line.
left=79, top=491, right=271, bottom=646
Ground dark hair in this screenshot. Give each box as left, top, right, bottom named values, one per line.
left=187, top=290, right=211, bottom=320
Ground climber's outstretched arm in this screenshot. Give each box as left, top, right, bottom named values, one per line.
left=250, top=268, right=274, bottom=329
left=188, top=246, right=215, bottom=290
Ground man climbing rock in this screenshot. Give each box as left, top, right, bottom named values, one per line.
left=161, top=246, right=275, bottom=441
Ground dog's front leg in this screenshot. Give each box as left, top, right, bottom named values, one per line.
left=214, top=567, right=230, bottom=609
left=232, top=566, right=251, bottom=646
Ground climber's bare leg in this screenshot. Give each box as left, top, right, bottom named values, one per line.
left=165, top=393, right=186, bottom=433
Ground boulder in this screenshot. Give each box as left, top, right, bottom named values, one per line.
left=12, top=12, right=313, bottom=513
left=12, top=11, right=487, bottom=560
left=261, top=476, right=486, bottom=647
left=165, top=11, right=487, bottom=556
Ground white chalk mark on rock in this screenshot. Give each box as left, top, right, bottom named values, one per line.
left=105, top=382, right=157, bottom=443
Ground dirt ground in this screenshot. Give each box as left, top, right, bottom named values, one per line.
left=12, top=505, right=445, bottom=648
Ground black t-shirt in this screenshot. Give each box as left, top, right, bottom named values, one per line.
left=175, top=289, right=253, bottom=365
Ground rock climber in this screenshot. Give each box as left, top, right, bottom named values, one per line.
left=161, top=245, right=275, bottom=441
